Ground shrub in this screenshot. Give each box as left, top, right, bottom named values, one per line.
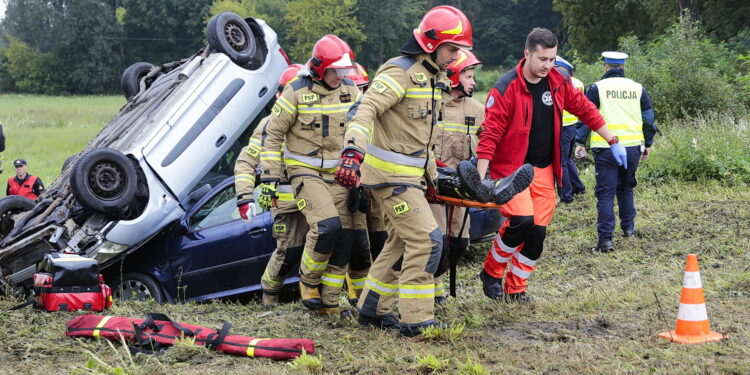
left=473, top=67, right=502, bottom=94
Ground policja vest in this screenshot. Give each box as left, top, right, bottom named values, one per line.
left=562, top=76, right=584, bottom=126
left=590, top=77, right=644, bottom=148
left=8, top=175, right=39, bottom=200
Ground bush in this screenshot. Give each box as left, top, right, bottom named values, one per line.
left=473, top=66, right=502, bottom=94
left=640, top=113, right=750, bottom=186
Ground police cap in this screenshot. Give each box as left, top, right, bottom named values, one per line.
left=13, top=159, right=26, bottom=167
left=602, top=51, right=629, bottom=64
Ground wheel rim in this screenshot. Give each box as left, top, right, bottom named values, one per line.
left=87, top=161, right=126, bottom=200
left=223, top=21, right=248, bottom=52
left=118, top=279, right=153, bottom=301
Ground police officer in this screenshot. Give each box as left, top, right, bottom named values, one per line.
left=335, top=6, right=473, bottom=337
left=234, top=64, right=308, bottom=307
left=575, top=51, right=657, bottom=252
left=554, top=56, right=587, bottom=204
left=260, top=35, right=368, bottom=316
left=429, top=49, right=484, bottom=304
left=7, top=159, right=44, bottom=200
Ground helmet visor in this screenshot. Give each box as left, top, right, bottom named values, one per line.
left=327, top=67, right=356, bottom=77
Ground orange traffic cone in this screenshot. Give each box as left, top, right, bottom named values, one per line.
left=658, top=254, right=724, bottom=344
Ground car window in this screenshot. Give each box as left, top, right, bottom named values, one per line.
left=189, top=185, right=240, bottom=231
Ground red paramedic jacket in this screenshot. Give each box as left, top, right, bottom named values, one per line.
left=477, top=58, right=606, bottom=184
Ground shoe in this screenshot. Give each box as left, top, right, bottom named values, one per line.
left=480, top=163, right=534, bottom=204
left=399, top=320, right=448, bottom=338
left=299, top=281, right=323, bottom=310
left=456, top=161, right=492, bottom=202
left=262, top=291, right=279, bottom=307
left=572, top=189, right=586, bottom=196
left=560, top=198, right=573, bottom=204
left=623, top=229, right=637, bottom=238
left=348, top=297, right=359, bottom=307
left=594, top=240, right=614, bottom=253
left=358, top=313, right=400, bottom=330
left=434, top=295, right=447, bottom=305
left=505, top=291, right=534, bottom=303
left=479, top=269, right=503, bottom=299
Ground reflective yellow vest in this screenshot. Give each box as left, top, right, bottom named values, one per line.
left=562, top=76, right=584, bottom=126
left=590, top=77, right=644, bottom=148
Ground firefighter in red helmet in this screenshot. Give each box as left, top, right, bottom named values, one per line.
left=259, top=35, right=368, bottom=315
left=335, top=6, right=473, bottom=337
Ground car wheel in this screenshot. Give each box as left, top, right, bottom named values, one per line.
left=0, top=196, right=36, bottom=241
left=61, top=153, right=78, bottom=173
left=70, top=148, right=137, bottom=217
left=121, top=62, right=155, bottom=100
left=112, top=272, right=164, bottom=303
left=206, top=12, right=256, bottom=65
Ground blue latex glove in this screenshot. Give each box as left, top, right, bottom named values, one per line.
left=610, top=142, right=628, bottom=169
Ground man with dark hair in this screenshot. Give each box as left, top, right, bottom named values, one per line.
left=475, top=28, right=625, bottom=302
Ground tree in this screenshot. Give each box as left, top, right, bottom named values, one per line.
left=284, top=0, right=365, bottom=62
left=355, top=0, right=426, bottom=71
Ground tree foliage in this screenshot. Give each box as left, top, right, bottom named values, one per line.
left=284, top=0, right=365, bottom=63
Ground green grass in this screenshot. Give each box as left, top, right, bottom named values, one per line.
left=0, top=95, right=749, bottom=373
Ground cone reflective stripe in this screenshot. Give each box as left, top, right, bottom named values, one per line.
left=658, top=254, right=724, bottom=344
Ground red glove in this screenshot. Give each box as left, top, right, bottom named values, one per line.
left=334, top=149, right=364, bottom=189
left=425, top=185, right=441, bottom=203
left=435, top=159, right=448, bottom=167
left=238, top=202, right=255, bottom=221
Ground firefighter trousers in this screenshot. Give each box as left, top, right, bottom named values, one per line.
left=429, top=203, right=471, bottom=298
left=261, top=201, right=308, bottom=295
left=293, top=175, right=368, bottom=307
left=357, top=185, right=442, bottom=325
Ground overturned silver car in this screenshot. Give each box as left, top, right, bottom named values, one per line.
left=0, top=12, right=289, bottom=291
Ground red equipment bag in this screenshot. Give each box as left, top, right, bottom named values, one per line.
left=66, top=313, right=315, bottom=360
left=32, top=253, right=112, bottom=312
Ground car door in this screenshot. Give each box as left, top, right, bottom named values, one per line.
left=168, top=180, right=275, bottom=300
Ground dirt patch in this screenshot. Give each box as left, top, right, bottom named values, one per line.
left=486, top=318, right=614, bottom=343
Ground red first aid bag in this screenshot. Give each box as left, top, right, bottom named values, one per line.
left=31, top=253, right=112, bottom=312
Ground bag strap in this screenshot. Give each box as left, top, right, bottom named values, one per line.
left=7, top=297, right=35, bottom=311
left=204, top=322, right=232, bottom=350
left=139, top=312, right=195, bottom=337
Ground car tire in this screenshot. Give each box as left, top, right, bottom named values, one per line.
left=70, top=148, right=138, bottom=216
left=0, top=196, right=36, bottom=240
left=61, top=153, right=78, bottom=173
left=206, top=12, right=256, bottom=65
left=121, top=62, right=155, bottom=100
left=112, top=272, right=164, bottom=303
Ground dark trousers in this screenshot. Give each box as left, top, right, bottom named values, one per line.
left=559, top=125, right=586, bottom=202
left=593, top=146, right=642, bottom=242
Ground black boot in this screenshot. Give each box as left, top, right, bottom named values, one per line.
left=480, top=164, right=535, bottom=204
left=358, top=312, right=400, bottom=330
left=505, top=291, right=535, bottom=303
left=594, top=239, right=614, bottom=253
left=399, top=320, right=448, bottom=338
left=456, top=161, right=492, bottom=202
left=479, top=269, right=503, bottom=299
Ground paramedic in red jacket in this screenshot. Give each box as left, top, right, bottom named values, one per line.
left=475, top=28, right=626, bottom=302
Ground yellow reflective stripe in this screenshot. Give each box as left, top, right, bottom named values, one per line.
left=373, top=74, right=405, bottom=98
left=399, top=284, right=436, bottom=299
left=260, top=151, right=282, bottom=161
left=591, top=124, right=644, bottom=147
left=440, top=122, right=480, bottom=133
left=246, top=338, right=264, bottom=357
left=262, top=270, right=282, bottom=287
left=93, top=316, right=113, bottom=338
left=303, top=252, right=327, bottom=271
left=321, top=273, right=346, bottom=287
left=366, top=275, right=398, bottom=296
left=350, top=276, right=366, bottom=289
left=346, top=123, right=370, bottom=138
left=277, top=192, right=295, bottom=201
left=364, top=153, right=424, bottom=177
left=405, top=87, right=441, bottom=99
left=276, top=97, right=295, bottom=114
left=234, top=174, right=255, bottom=184
left=284, top=158, right=338, bottom=173
left=297, top=102, right=353, bottom=114
left=247, top=138, right=262, bottom=147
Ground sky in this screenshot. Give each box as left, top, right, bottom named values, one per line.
left=0, top=0, right=5, bottom=20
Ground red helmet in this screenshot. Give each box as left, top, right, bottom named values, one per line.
left=347, top=63, right=369, bottom=87
left=446, top=49, right=481, bottom=88
left=277, top=64, right=303, bottom=96
left=413, top=6, right=473, bottom=53
left=308, top=35, right=356, bottom=80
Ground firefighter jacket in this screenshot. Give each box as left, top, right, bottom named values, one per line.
left=261, top=76, right=360, bottom=183
left=344, top=53, right=449, bottom=189
left=433, top=96, right=484, bottom=168
left=234, top=116, right=296, bottom=210
left=7, top=174, right=43, bottom=200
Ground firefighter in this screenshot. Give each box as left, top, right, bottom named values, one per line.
left=429, top=49, right=484, bottom=304
left=554, top=56, right=587, bottom=204
left=575, top=51, right=657, bottom=252
left=335, top=6, right=473, bottom=337
left=234, top=64, right=307, bottom=307
left=476, top=28, right=624, bottom=303
left=7, top=159, right=44, bottom=200
left=259, top=35, right=368, bottom=316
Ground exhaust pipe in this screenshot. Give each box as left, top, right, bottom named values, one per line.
left=178, top=57, right=202, bottom=80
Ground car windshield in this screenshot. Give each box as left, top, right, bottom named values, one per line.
left=189, top=186, right=239, bottom=231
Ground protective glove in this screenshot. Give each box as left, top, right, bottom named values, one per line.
left=610, top=140, right=628, bottom=169
left=435, top=159, right=448, bottom=168
left=258, top=183, right=278, bottom=210
left=425, top=185, right=442, bottom=204
left=238, top=201, right=256, bottom=221
left=334, top=149, right=364, bottom=189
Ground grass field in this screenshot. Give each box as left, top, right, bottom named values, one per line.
left=0, top=95, right=749, bottom=374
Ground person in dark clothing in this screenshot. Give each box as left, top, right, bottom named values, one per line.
left=7, top=159, right=44, bottom=200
